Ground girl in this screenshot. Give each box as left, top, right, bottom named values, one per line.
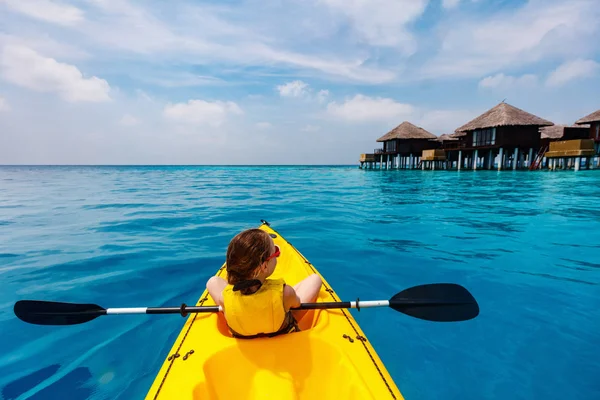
left=206, top=228, right=322, bottom=338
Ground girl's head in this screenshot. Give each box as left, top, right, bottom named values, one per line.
left=226, top=228, right=280, bottom=285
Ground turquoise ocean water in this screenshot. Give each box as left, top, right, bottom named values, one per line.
left=0, top=166, right=599, bottom=400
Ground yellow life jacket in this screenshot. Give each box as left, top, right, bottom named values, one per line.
left=222, top=278, right=293, bottom=337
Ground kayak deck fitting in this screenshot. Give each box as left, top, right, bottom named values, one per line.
left=145, top=222, right=404, bottom=399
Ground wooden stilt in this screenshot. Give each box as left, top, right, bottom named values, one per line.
left=498, top=148, right=503, bottom=171
left=519, top=151, right=524, bottom=170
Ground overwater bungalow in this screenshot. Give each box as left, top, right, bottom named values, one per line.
left=359, top=121, right=438, bottom=169
left=449, top=102, right=553, bottom=170
left=542, top=109, right=600, bottom=171
left=537, top=125, right=591, bottom=169
left=540, top=125, right=590, bottom=146
left=419, top=134, right=457, bottom=170
left=425, top=134, right=463, bottom=170
left=575, top=109, right=600, bottom=153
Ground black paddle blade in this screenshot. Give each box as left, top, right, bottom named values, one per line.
left=14, top=300, right=106, bottom=326
left=389, top=283, right=479, bottom=322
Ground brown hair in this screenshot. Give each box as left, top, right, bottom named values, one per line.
left=226, top=229, right=272, bottom=285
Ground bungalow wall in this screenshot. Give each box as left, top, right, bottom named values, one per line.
left=590, top=122, right=600, bottom=142
left=441, top=140, right=464, bottom=150
left=497, top=126, right=541, bottom=148
left=591, top=122, right=600, bottom=155
left=383, top=139, right=440, bottom=154
left=459, top=126, right=541, bottom=150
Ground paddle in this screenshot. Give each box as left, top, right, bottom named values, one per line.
left=13, top=283, right=478, bottom=326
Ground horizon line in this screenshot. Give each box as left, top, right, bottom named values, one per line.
left=0, top=164, right=358, bottom=167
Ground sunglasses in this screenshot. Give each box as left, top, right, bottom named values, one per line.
left=265, top=245, right=281, bottom=262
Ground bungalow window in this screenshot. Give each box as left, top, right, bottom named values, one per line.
left=472, top=128, right=496, bottom=147
left=386, top=141, right=397, bottom=152
left=595, top=123, right=599, bottom=139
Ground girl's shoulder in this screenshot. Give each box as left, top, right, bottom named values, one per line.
left=282, top=283, right=300, bottom=310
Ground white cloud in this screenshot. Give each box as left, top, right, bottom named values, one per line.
left=319, top=0, right=427, bottom=52
left=416, top=109, right=475, bottom=134
left=119, top=114, right=139, bottom=126
left=276, top=82, right=332, bottom=103
left=2, top=0, right=84, bottom=26
left=0, top=34, right=90, bottom=61
left=0, top=95, right=9, bottom=111
left=135, top=90, right=154, bottom=103
left=0, top=45, right=111, bottom=102
left=423, top=0, right=600, bottom=79
left=0, top=89, right=252, bottom=165
left=142, top=72, right=225, bottom=88
left=3, top=0, right=594, bottom=88
left=479, top=73, right=538, bottom=89
left=42, top=0, right=397, bottom=83
left=324, top=93, right=476, bottom=134
left=442, top=0, right=461, bottom=9
left=326, top=94, right=415, bottom=122
left=301, top=124, right=321, bottom=132
left=277, top=80, right=310, bottom=98
left=256, top=122, right=272, bottom=129
left=546, top=59, right=600, bottom=87
left=163, top=99, right=243, bottom=126
left=317, top=89, right=330, bottom=103
left=442, top=0, right=480, bottom=9
left=263, top=51, right=396, bottom=83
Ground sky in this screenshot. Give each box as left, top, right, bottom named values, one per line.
left=0, top=0, right=599, bottom=165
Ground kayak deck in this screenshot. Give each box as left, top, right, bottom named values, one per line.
left=145, top=223, right=403, bottom=399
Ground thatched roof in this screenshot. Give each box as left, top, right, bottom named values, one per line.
left=540, top=125, right=567, bottom=139
left=455, top=102, right=553, bottom=132
left=575, top=109, right=600, bottom=124
left=540, top=124, right=589, bottom=139
left=432, top=133, right=459, bottom=142
left=376, top=121, right=436, bottom=142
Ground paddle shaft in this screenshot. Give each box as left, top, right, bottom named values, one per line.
left=103, top=300, right=391, bottom=315
left=296, top=300, right=387, bottom=310
left=105, top=305, right=220, bottom=316
left=99, top=298, right=471, bottom=315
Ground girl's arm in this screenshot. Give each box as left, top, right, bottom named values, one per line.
left=206, top=276, right=227, bottom=308
left=283, top=284, right=301, bottom=311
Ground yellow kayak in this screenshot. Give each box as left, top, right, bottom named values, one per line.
left=145, top=221, right=404, bottom=399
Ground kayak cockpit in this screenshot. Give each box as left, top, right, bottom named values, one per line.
left=195, top=336, right=373, bottom=400
left=196, top=308, right=375, bottom=398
